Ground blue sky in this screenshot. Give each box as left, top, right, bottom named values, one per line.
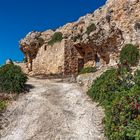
left=0, top=0, right=106, bottom=64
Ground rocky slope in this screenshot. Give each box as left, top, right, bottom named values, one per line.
left=19, top=0, right=140, bottom=75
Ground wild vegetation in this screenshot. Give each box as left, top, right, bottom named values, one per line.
left=86, top=23, right=96, bottom=35
left=0, top=63, right=27, bottom=112
left=120, top=44, right=140, bottom=66
left=0, top=94, right=11, bottom=112
left=87, top=44, right=140, bottom=140
left=48, top=32, right=63, bottom=45
left=0, top=63, right=28, bottom=94
left=79, top=67, right=97, bottom=74
left=0, top=100, right=6, bottom=112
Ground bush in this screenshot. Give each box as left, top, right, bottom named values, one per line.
left=86, top=23, right=96, bottom=35
left=87, top=67, right=134, bottom=106
left=87, top=68, right=118, bottom=105
left=134, top=70, right=140, bottom=86
left=105, top=88, right=140, bottom=140
left=87, top=64, right=140, bottom=140
left=79, top=67, right=97, bottom=74
left=0, top=64, right=28, bottom=93
left=120, top=44, right=140, bottom=66
left=0, top=100, right=6, bottom=112
left=48, top=32, right=63, bottom=45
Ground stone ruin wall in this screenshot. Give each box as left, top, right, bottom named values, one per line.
left=31, top=40, right=65, bottom=75
left=64, top=41, right=79, bottom=75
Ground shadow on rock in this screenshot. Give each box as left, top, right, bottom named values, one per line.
left=24, top=84, right=35, bottom=92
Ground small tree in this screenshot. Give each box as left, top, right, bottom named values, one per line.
left=48, top=32, right=63, bottom=45
left=79, top=67, right=97, bottom=74
left=86, top=23, right=96, bottom=35
left=0, top=64, right=28, bottom=93
left=120, top=44, right=140, bottom=66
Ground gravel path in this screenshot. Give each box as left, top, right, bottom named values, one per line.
left=0, top=78, right=105, bottom=140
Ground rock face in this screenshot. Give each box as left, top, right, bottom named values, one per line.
left=5, top=59, right=13, bottom=65
left=20, top=0, right=140, bottom=75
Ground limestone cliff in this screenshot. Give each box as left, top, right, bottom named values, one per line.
left=19, top=0, right=140, bottom=75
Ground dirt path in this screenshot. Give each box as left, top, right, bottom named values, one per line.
left=0, top=78, right=105, bottom=140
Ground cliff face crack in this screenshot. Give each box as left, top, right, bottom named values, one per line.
left=0, top=78, right=105, bottom=140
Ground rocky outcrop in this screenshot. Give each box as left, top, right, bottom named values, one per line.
left=20, top=31, right=45, bottom=71
left=20, top=0, right=140, bottom=75
left=5, top=59, right=13, bottom=65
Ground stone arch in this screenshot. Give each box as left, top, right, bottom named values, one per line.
left=72, top=45, right=85, bottom=73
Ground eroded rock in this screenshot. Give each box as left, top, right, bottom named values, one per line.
left=19, top=0, right=140, bottom=75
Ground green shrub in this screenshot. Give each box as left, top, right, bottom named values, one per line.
left=48, top=32, right=63, bottom=45
left=86, top=23, right=96, bottom=35
left=0, top=64, right=28, bottom=93
left=87, top=67, right=134, bottom=106
left=79, top=67, right=97, bottom=75
left=134, top=70, right=140, bottom=87
left=105, top=88, right=140, bottom=140
left=87, top=68, right=117, bottom=105
left=0, top=100, right=6, bottom=111
left=120, top=44, right=140, bottom=66
left=87, top=64, right=140, bottom=140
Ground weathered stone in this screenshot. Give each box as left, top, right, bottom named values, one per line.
left=32, top=41, right=65, bottom=75
left=5, top=59, right=12, bottom=65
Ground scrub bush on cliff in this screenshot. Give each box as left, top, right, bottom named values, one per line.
left=0, top=100, right=6, bottom=112
left=0, top=64, right=28, bottom=93
left=79, top=67, right=97, bottom=74
left=86, top=23, right=96, bottom=35
left=48, top=32, right=63, bottom=45
left=120, top=44, right=140, bottom=66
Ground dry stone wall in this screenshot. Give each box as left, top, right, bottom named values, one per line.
left=32, top=40, right=65, bottom=75
left=64, top=41, right=79, bottom=75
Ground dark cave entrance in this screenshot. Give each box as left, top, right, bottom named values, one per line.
left=78, top=58, right=84, bottom=72
left=95, top=54, right=100, bottom=67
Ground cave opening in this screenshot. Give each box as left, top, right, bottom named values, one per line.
left=78, top=58, right=84, bottom=72
left=95, top=54, right=100, bottom=67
